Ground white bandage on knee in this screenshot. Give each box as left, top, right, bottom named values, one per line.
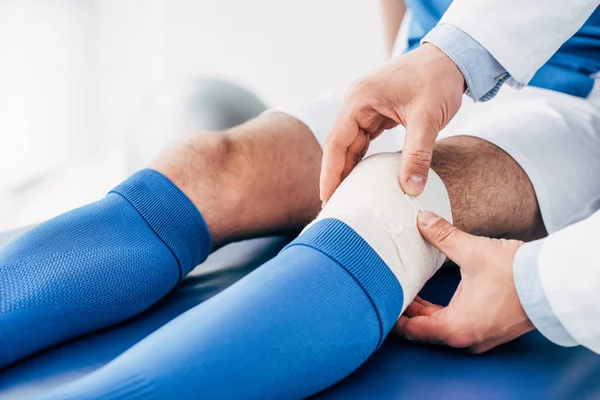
left=307, top=152, right=452, bottom=314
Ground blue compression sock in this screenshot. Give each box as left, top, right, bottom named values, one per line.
left=41, top=218, right=403, bottom=400
left=0, top=169, right=211, bottom=368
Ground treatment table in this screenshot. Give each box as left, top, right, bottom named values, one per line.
left=0, top=229, right=599, bottom=399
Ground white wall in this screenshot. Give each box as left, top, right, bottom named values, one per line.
left=94, top=0, right=387, bottom=142
left=0, top=0, right=99, bottom=188
left=0, top=0, right=386, bottom=230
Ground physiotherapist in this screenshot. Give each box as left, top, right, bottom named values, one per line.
left=320, top=0, right=600, bottom=354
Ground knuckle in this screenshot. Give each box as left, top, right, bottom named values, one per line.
left=404, top=149, right=433, bottom=169
left=434, top=223, right=458, bottom=245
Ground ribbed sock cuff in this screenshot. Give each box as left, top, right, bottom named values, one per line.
left=110, top=169, right=211, bottom=280
left=283, top=218, right=403, bottom=347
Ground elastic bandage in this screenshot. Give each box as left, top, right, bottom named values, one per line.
left=309, top=152, right=452, bottom=313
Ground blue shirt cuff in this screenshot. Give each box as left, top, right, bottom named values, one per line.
left=422, top=23, right=510, bottom=102
left=513, top=239, right=578, bottom=347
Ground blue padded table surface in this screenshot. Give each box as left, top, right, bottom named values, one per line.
left=0, top=231, right=599, bottom=400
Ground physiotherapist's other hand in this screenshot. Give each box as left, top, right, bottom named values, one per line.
left=319, top=43, right=464, bottom=203
left=393, top=211, right=535, bottom=354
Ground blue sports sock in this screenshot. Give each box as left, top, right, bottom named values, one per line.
left=0, top=169, right=211, bottom=368
left=41, top=218, right=403, bottom=399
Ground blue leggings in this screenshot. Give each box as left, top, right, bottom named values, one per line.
left=41, top=218, right=404, bottom=399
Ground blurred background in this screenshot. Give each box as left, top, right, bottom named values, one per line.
left=0, top=0, right=388, bottom=231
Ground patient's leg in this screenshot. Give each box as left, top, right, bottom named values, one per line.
left=0, top=113, right=322, bottom=369
left=430, top=136, right=546, bottom=240
left=150, top=112, right=324, bottom=248
left=38, top=147, right=542, bottom=400
left=0, top=112, right=543, bottom=369
left=151, top=117, right=546, bottom=246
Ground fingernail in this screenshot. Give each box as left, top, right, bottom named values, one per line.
left=418, top=211, right=440, bottom=228
left=405, top=175, right=425, bottom=196
left=321, top=201, right=326, bottom=209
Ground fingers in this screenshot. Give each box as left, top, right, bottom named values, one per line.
left=416, top=211, right=480, bottom=266
left=393, top=297, right=441, bottom=338
left=320, top=114, right=360, bottom=203
left=395, top=296, right=470, bottom=348
left=403, top=296, right=442, bottom=317
left=397, top=313, right=487, bottom=351
left=398, top=315, right=450, bottom=345
left=320, top=85, right=402, bottom=203
left=342, top=131, right=369, bottom=180
left=399, top=117, right=438, bottom=196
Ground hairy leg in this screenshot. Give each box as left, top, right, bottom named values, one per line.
left=431, top=135, right=547, bottom=241
left=151, top=114, right=546, bottom=247
left=151, top=112, right=323, bottom=248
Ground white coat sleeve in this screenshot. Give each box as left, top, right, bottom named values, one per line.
left=532, top=209, right=600, bottom=353
left=439, top=0, right=600, bottom=86
left=514, top=239, right=578, bottom=348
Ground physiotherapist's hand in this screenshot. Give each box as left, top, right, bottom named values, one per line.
left=319, top=43, right=464, bottom=203
left=393, top=211, right=535, bottom=354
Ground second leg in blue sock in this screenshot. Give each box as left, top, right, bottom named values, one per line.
left=41, top=218, right=403, bottom=399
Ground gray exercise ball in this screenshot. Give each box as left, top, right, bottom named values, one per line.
left=126, top=77, right=267, bottom=173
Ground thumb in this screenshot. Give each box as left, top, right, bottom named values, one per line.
left=417, top=211, right=479, bottom=266
left=399, top=118, right=438, bottom=196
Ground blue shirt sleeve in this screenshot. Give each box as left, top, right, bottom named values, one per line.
left=422, top=23, right=510, bottom=102
left=513, top=239, right=579, bottom=347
